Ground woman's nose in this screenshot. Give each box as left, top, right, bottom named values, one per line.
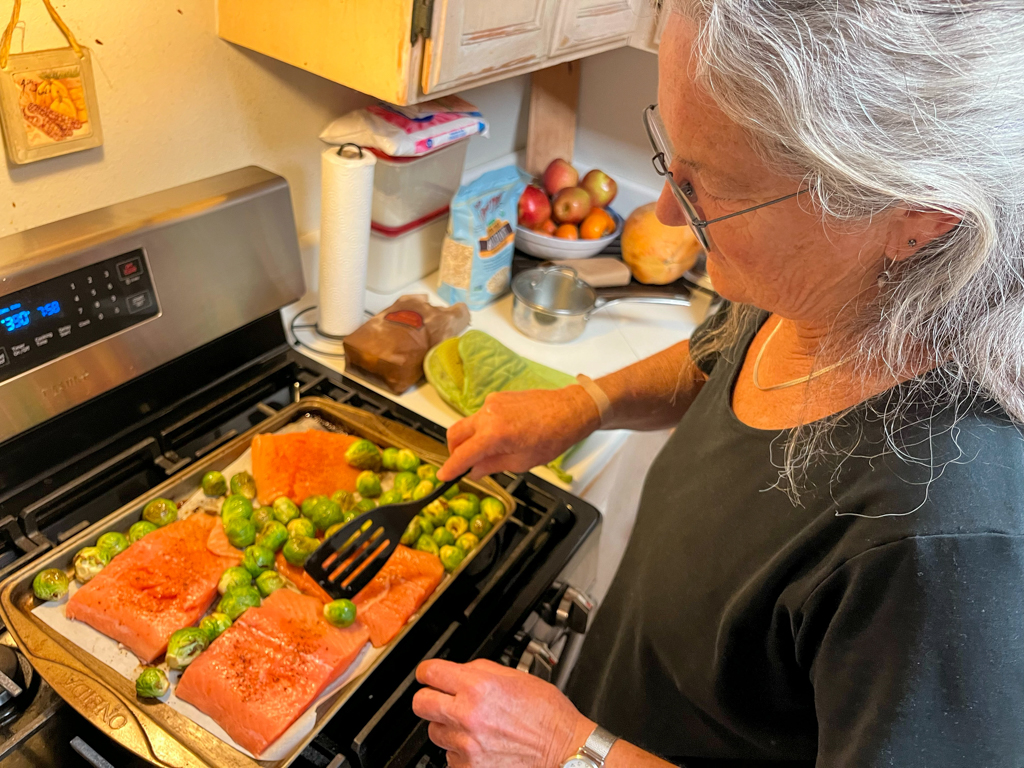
left=656, top=181, right=688, bottom=227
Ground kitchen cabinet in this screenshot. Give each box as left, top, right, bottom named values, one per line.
left=629, top=0, right=667, bottom=53
left=217, top=0, right=646, bottom=105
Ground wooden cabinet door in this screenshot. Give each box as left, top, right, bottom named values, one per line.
left=550, top=0, right=639, bottom=57
left=423, top=0, right=557, bottom=94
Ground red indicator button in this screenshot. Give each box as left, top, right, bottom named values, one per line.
left=116, top=257, right=144, bottom=281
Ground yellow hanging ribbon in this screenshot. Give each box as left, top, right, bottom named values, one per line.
left=0, top=0, right=84, bottom=70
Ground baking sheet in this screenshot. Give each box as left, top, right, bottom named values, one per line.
left=32, top=417, right=394, bottom=761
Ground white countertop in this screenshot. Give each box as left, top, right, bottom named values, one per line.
left=281, top=271, right=711, bottom=491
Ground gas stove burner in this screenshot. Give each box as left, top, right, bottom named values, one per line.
left=0, top=644, right=33, bottom=725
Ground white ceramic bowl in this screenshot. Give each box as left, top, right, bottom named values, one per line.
left=515, top=209, right=623, bottom=260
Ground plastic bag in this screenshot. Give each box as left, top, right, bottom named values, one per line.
left=437, top=166, right=526, bottom=310
left=343, top=295, right=470, bottom=394
left=319, top=96, right=488, bottom=157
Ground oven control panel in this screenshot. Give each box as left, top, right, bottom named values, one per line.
left=0, top=248, right=159, bottom=384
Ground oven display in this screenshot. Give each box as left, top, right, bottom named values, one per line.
left=0, top=248, right=159, bottom=384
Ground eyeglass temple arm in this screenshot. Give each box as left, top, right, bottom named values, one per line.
left=694, top=189, right=806, bottom=228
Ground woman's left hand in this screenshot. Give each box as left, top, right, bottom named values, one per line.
left=413, top=658, right=595, bottom=768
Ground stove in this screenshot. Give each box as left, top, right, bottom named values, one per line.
left=0, top=168, right=599, bottom=767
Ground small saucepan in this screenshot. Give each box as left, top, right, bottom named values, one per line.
left=511, top=265, right=692, bottom=343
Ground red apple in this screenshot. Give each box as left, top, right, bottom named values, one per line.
left=551, top=186, right=592, bottom=224
left=580, top=169, right=618, bottom=208
left=542, top=158, right=579, bottom=196
left=518, top=185, right=552, bottom=229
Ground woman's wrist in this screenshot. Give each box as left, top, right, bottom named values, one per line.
left=565, top=384, right=603, bottom=441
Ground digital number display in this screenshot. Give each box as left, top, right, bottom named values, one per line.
left=0, top=300, right=61, bottom=332
left=38, top=300, right=61, bottom=317
left=1, top=310, right=30, bottom=333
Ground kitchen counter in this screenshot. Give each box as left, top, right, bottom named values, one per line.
left=282, top=272, right=712, bottom=600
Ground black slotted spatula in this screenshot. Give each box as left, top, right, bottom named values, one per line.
left=304, top=471, right=468, bottom=600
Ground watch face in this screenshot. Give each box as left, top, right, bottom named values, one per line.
left=563, top=758, right=599, bottom=768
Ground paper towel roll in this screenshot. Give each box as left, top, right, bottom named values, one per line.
left=318, top=145, right=377, bottom=337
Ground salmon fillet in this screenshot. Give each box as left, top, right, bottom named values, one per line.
left=66, top=514, right=240, bottom=662
left=353, top=546, right=445, bottom=647
left=176, top=589, right=370, bottom=756
left=251, top=431, right=362, bottom=505
left=276, top=554, right=333, bottom=604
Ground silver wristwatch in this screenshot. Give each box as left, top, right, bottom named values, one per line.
left=561, top=725, right=617, bottom=768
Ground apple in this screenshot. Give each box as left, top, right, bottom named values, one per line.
left=542, top=158, right=579, bottom=196
left=551, top=186, right=592, bottom=225
left=518, top=185, right=552, bottom=229
left=581, top=169, right=617, bottom=208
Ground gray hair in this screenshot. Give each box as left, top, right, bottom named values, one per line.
left=669, top=0, right=1024, bottom=500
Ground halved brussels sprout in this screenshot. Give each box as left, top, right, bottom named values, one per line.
left=97, top=531, right=129, bottom=560
left=411, top=480, right=435, bottom=501
left=229, top=471, right=257, bottom=500
left=331, top=489, right=355, bottom=511
left=344, top=439, right=382, bottom=471
left=287, top=517, right=317, bottom=539
left=392, top=472, right=419, bottom=498
left=142, top=497, right=178, bottom=528
left=455, top=532, right=479, bottom=554
left=255, top=570, right=286, bottom=597
left=217, top=585, right=261, bottom=620
left=415, top=534, right=440, bottom=556
left=308, top=497, right=344, bottom=533
left=381, top=447, right=400, bottom=471
left=166, top=627, right=209, bottom=670
left=199, top=612, right=232, bottom=643
left=242, top=545, right=275, bottom=576
left=449, top=493, right=480, bottom=520
left=439, top=544, right=465, bottom=573
left=378, top=489, right=404, bottom=506
left=469, top=514, right=492, bottom=538
left=401, top=517, right=423, bottom=546
left=418, top=515, right=435, bottom=537
left=201, top=470, right=227, bottom=497
left=128, top=520, right=158, bottom=544
left=443, top=483, right=461, bottom=501
left=221, top=494, right=254, bottom=521
left=480, top=496, right=505, bottom=525
left=445, top=515, right=469, bottom=539
left=217, top=566, right=253, bottom=595
left=252, top=507, right=274, bottom=532
left=283, top=535, right=320, bottom=567
left=73, top=547, right=109, bottom=583
left=256, top=520, right=289, bottom=553
left=432, top=527, right=455, bottom=548
left=354, top=498, right=377, bottom=514
left=355, top=471, right=382, bottom=499
left=301, top=495, right=326, bottom=517
left=272, top=496, right=301, bottom=525
left=33, top=568, right=69, bottom=601
left=423, top=499, right=450, bottom=528
left=417, top=465, right=439, bottom=484
left=223, top=516, right=256, bottom=549
left=136, top=667, right=170, bottom=698
left=323, top=598, right=357, bottom=628
left=394, top=448, right=421, bottom=473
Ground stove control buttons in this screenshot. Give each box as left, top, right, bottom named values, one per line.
left=555, top=587, right=592, bottom=635
left=127, top=291, right=153, bottom=314
left=0, top=347, right=8, bottom=367
left=116, top=256, right=144, bottom=281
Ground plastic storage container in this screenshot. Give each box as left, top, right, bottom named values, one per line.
left=366, top=207, right=449, bottom=293
left=369, top=140, right=468, bottom=228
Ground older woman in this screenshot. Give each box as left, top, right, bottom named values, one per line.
left=413, top=1, right=1024, bottom=766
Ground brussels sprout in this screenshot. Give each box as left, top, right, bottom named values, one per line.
left=224, top=516, right=256, bottom=549
left=324, top=521, right=347, bottom=541
left=439, top=544, right=466, bottom=573
left=400, top=517, right=423, bottom=546
left=242, top=545, right=275, bottom=576
left=481, top=496, right=506, bottom=525
left=415, top=534, right=440, bottom=556
left=201, top=471, right=227, bottom=497
left=355, top=498, right=377, bottom=514
left=218, top=566, right=253, bottom=595
left=136, top=667, right=170, bottom=698
left=308, top=497, right=344, bottom=533
left=381, top=447, right=400, bottom=471
left=221, top=494, right=254, bottom=521
left=142, top=497, right=178, bottom=528
left=73, top=547, right=109, bottom=583
left=445, top=515, right=469, bottom=539
left=256, top=520, right=289, bottom=552
left=449, top=493, right=480, bottom=520
left=443, top=483, right=461, bottom=501
left=345, top=439, right=382, bottom=471
left=166, top=627, right=209, bottom=670
left=97, top=531, right=129, bottom=560
left=470, top=514, right=492, bottom=538
left=255, top=570, right=286, bottom=597
left=423, top=499, right=450, bottom=529
left=252, top=507, right=274, bottom=532
left=356, top=471, right=382, bottom=499
left=33, top=568, right=70, bottom=601
left=378, top=489, right=404, bottom=506
left=394, top=448, right=421, bottom=473
left=418, top=515, right=435, bottom=537
left=417, top=465, right=439, bottom=484
left=455, top=532, right=479, bottom=554
left=229, top=471, right=257, bottom=500
left=129, top=520, right=158, bottom=544
left=283, top=535, right=320, bottom=567
left=323, top=598, right=357, bottom=628
left=392, top=472, right=419, bottom=498
left=199, top=612, right=232, bottom=642
left=301, top=495, right=326, bottom=516
left=331, top=489, right=355, bottom=511
left=218, top=585, right=261, bottom=620
left=412, top=480, right=435, bottom=501
left=272, top=496, right=301, bottom=525
left=287, top=517, right=317, bottom=539
left=432, top=527, right=455, bottom=547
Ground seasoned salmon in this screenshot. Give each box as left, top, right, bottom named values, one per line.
left=251, top=431, right=362, bottom=505
left=66, top=514, right=240, bottom=663
left=275, top=553, right=333, bottom=604
left=176, top=588, right=369, bottom=756
left=353, top=546, right=445, bottom=647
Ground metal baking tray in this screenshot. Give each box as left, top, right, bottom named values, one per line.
left=0, top=397, right=515, bottom=767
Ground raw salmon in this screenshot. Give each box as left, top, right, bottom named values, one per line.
left=275, top=553, right=333, bottom=604
left=175, top=588, right=370, bottom=756
left=66, top=514, right=240, bottom=663
left=251, top=430, right=362, bottom=505
left=353, top=546, right=445, bottom=647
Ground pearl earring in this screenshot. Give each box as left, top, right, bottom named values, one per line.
left=908, top=239, right=917, bottom=247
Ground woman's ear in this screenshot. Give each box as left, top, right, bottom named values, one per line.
left=887, top=208, right=962, bottom=262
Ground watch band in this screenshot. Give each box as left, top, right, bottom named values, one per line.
left=575, top=374, right=613, bottom=428
left=580, top=725, right=617, bottom=765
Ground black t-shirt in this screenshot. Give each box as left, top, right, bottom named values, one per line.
left=567, top=308, right=1024, bottom=767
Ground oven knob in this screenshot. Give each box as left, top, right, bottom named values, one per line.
left=555, top=587, right=592, bottom=634
left=516, top=640, right=556, bottom=682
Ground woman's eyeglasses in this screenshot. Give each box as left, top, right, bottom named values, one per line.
left=642, top=104, right=803, bottom=252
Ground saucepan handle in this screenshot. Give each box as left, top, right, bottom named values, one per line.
left=591, top=284, right=692, bottom=312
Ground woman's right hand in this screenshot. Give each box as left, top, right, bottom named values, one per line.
left=437, top=386, right=601, bottom=481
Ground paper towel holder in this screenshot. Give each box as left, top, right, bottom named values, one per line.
left=337, top=143, right=364, bottom=159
